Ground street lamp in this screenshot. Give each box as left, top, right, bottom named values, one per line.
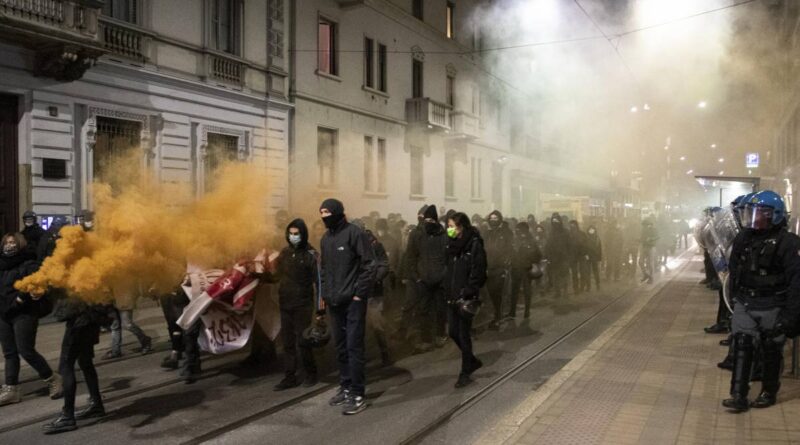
left=679, top=156, right=686, bottom=161
left=698, top=101, right=708, bottom=108
left=719, top=170, right=724, bottom=175
left=710, top=143, right=717, bottom=149
left=718, top=157, right=724, bottom=163
left=630, top=106, right=638, bottom=113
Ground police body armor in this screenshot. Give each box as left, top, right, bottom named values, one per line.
left=734, top=234, right=788, bottom=310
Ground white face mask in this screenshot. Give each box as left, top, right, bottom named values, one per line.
left=588, top=229, right=596, bottom=235
left=288, top=234, right=302, bottom=246
left=24, top=221, right=34, bottom=227
left=83, top=221, right=94, bottom=229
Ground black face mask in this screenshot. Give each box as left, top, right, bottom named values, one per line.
left=488, top=219, right=500, bottom=229
left=425, top=221, right=440, bottom=234
left=322, top=213, right=345, bottom=230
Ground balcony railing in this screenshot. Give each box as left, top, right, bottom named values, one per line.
left=449, top=111, right=480, bottom=139
left=99, top=19, right=148, bottom=62
left=0, top=0, right=64, bottom=25
left=208, top=53, right=244, bottom=86
left=406, top=98, right=451, bottom=130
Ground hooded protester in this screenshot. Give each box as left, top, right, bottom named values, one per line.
left=585, top=225, right=603, bottom=290
left=401, top=205, right=448, bottom=351
left=20, top=211, right=44, bottom=253
left=568, top=220, right=590, bottom=293
left=545, top=213, right=570, bottom=298
left=0, top=233, right=62, bottom=407
left=269, top=218, right=320, bottom=390
left=444, top=212, right=487, bottom=388
left=319, top=199, right=376, bottom=415
left=510, top=222, right=542, bottom=319
left=484, top=210, right=513, bottom=329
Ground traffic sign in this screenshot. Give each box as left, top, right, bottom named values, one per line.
left=745, top=153, right=759, bottom=169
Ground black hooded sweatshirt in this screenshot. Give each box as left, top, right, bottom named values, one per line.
left=271, top=218, right=320, bottom=310
left=444, top=227, right=488, bottom=302
left=319, top=200, right=377, bottom=306
left=546, top=214, right=571, bottom=267
left=405, top=205, right=447, bottom=286
left=484, top=210, right=513, bottom=271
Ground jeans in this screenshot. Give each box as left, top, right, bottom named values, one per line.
left=60, top=321, right=100, bottom=418
left=109, top=308, right=150, bottom=354
left=280, top=306, right=316, bottom=378
left=447, top=303, right=476, bottom=375
left=0, top=312, right=53, bottom=385
left=329, top=299, right=367, bottom=396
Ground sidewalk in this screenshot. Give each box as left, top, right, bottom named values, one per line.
left=480, top=255, right=800, bottom=445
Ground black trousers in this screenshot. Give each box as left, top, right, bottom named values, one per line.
left=509, top=268, right=532, bottom=317
left=280, top=305, right=316, bottom=378
left=161, top=292, right=188, bottom=353
left=569, top=260, right=581, bottom=292
left=329, top=299, right=367, bottom=396
left=605, top=253, right=622, bottom=281
left=60, top=321, right=101, bottom=418
left=0, top=312, right=53, bottom=385
left=587, top=260, right=601, bottom=289
left=402, top=281, right=445, bottom=342
left=447, top=303, right=476, bottom=375
left=486, top=270, right=506, bottom=321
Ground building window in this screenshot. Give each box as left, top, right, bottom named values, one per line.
left=410, top=146, right=424, bottom=195
left=364, top=37, right=374, bottom=88
left=412, top=59, right=423, bottom=98
left=445, top=149, right=455, bottom=197
left=205, top=133, right=239, bottom=193
left=94, top=117, right=142, bottom=193
left=212, top=0, right=240, bottom=55
left=318, top=127, right=337, bottom=187
left=378, top=44, right=388, bottom=92
left=446, top=2, right=455, bottom=39
left=318, top=17, right=338, bottom=75
left=413, top=0, right=423, bottom=20
left=446, top=75, right=455, bottom=108
left=471, top=157, right=482, bottom=198
left=102, top=0, right=138, bottom=23
left=363, top=137, right=387, bottom=193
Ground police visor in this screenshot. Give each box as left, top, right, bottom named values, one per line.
left=742, top=204, right=774, bottom=230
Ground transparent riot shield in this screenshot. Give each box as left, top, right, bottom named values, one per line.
left=701, top=209, right=739, bottom=312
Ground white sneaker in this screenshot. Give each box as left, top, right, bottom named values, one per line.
left=0, top=385, right=21, bottom=406
left=45, top=373, right=63, bottom=399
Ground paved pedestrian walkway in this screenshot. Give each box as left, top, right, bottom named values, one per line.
left=479, top=255, right=800, bottom=445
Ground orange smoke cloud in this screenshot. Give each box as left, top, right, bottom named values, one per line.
left=15, top=160, right=272, bottom=304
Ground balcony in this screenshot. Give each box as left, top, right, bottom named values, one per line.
left=0, top=0, right=105, bottom=80
left=406, top=98, right=451, bottom=131
left=99, top=18, right=151, bottom=63
left=206, top=53, right=245, bottom=87
left=449, top=111, right=480, bottom=139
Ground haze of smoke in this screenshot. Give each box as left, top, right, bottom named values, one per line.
left=15, top=154, right=271, bottom=305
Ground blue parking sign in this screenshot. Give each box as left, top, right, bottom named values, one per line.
left=745, top=153, right=759, bottom=169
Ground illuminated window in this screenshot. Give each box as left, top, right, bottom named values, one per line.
left=318, top=18, right=338, bottom=75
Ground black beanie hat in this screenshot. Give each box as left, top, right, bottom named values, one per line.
left=423, top=205, right=438, bottom=221
left=320, top=198, right=344, bottom=215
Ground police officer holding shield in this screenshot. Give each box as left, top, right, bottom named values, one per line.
left=723, top=190, right=800, bottom=412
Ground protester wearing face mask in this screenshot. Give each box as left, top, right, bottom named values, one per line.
left=75, top=209, right=95, bottom=232
left=0, top=233, right=62, bottom=406
left=510, top=222, right=542, bottom=319
left=545, top=213, right=570, bottom=298
left=265, top=218, right=321, bottom=390
left=585, top=225, right=603, bottom=291
left=20, top=211, right=45, bottom=253
left=483, top=210, right=513, bottom=329
left=319, top=199, right=376, bottom=415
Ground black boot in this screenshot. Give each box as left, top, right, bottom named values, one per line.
left=722, top=333, right=754, bottom=413
left=75, top=398, right=106, bottom=420
left=161, top=351, right=182, bottom=370
left=752, top=339, right=782, bottom=409
left=42, top=411, right=77, bottom=434
left=717, top=353, right=734, bottom=371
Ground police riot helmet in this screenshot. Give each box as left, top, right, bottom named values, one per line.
left=301, top=320, right=331, bottom=348
left=22, top=210, right=36, bottom=221
left=742, top=190, right=786, bottom=230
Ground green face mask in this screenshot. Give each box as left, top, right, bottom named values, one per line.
left=447, top=227, right=458, bottom=239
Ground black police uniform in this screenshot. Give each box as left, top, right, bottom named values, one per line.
left=725, top=225, right=800, bottom=411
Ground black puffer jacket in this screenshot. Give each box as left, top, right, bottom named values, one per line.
left=444, top=228, right=488, bottom=302
left=320, top=218, right=377, bottom=306
left=0, top=251, right=40, bottom=318
left=484, top=211, right=513, bottom=271
left=404, top=222, right=447, bottom=286
left=513, top=232, right=543, bottom=271
left=272, top=219, right=319, bottom=310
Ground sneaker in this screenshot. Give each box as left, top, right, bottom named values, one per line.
left=342, top=394, right=367, bottom=415
left=466, top=357, right=483, bottom=376
left=45, top=373, right=63, bottom=400
left=182, top=364, right=201, bottom=384
left=42, top=412, right=77, bottom=435
left=329, top=387, right=350, bottom=406
left=140, top=336, right=153, bottom=355
left=454, top=374, right=473, bottom=388
left=751, top=390, right=777, bottom=409
left=75, top=399, right=105, bottom=420
left=0, top=385, right=20, bottom=406
left=102, top=350, right=122, bottom=360
left=273, top=377, right=300, bottom=391
left=161, top=352, right=182, bottom=370
left=302, top=374, right=318, bottom=388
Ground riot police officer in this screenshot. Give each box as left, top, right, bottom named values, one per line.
left=723, top=190, right=800, bottom=412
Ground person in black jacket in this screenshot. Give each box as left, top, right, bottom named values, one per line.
left=402, top=205, right=448, bottom=351
left=510, top=222, right=542, bottom=319
left=585, top=225, right=603, bottom=290
left=21, top=211, right=45, bottom=254
left=484, top=210, right=513, bottom=329
left=270, top=218, right=320, bottom=390
left=545, top=214, right=570, bottom=298
left=445, top=212, right=487, bottom=388
left=0, top=233, right=61, bottom=406
left=353, top=220, right=392, bottom=366
left=568, top=220, right=590, bottom=293
left=319, top=199, right=376, bottom=415
left=36, top=216, right=69, bottom=261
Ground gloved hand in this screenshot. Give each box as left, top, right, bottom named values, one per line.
left=774, top=313, right=799, bottom=338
